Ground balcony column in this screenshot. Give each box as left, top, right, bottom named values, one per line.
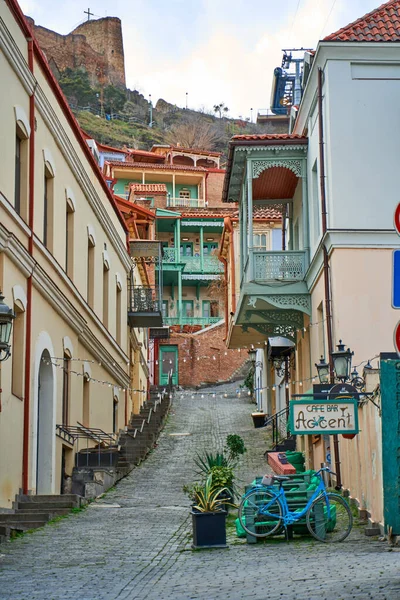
left=241, top=184, right=247, bottom=276
left=178, top=270, right=183, bottom=322
left=301, top=167, right=310, bottom=263
left=172, top=174, right=176, bottom=205
left=247, top=162, right=254, bottom=280
left=142, top=172, right=145, bottom=184
left=174, top=219, right=181, bottom=262
left=200, top=226, right=204, bottom=271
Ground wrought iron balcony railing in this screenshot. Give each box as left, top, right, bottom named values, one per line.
left=252, top=251, right=307, bottom=282
left=164, top=316, right=221, bottom=327
left=128, top=285, right=163, bottom=327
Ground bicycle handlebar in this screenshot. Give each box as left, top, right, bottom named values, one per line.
left=315, top=467, right=336, bottom=476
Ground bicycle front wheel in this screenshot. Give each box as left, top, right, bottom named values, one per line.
left=238, top=489, right=283, bottom=538
left=306, top=493, right=353, bottom=543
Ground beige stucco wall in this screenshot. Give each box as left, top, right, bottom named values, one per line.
left=0, top=1, right=140, bottom=508
left=299, top=247, right=389, bottom=524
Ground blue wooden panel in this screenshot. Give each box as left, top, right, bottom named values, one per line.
left=392, top=250, right=400, bottom=308
left=380, top=359, right=400, bottom=534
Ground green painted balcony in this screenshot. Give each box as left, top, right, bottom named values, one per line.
left=162, top=247, right=224, bottom=275
left=164, top=316, right=221, bottom=327
left=246, top=250, right=307, bottom=284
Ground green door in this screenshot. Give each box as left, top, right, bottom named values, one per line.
left=182, top=300, right=194, bottom=318
left=159, top=345, right=178, bottom=386
left=180, top=243, right=193, bottom=256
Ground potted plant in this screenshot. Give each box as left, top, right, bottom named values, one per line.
left=184, top=474, right=234, bottom=549
left=210, top=465, right=235, bottom=509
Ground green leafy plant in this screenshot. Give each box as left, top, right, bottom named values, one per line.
left=243, top=365, right=255, bottom=394
left=194, top=451, right=232, bottom=475
left=210, top=466, right=234, bottom=489
left=184, top=474, right=235, bottom=513
left=225, top=434, right=247, bottom=462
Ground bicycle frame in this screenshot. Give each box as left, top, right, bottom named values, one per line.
left=247, top=470, right=330, bottom=527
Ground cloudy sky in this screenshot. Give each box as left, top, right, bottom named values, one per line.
left=19, top=0, right=381, bottom=117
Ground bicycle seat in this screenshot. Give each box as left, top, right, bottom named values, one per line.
left=273, top=476, right=290, bottom=482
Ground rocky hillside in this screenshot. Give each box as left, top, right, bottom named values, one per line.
left=58, top=68, right=264, bottom=158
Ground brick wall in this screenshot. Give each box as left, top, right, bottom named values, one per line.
left=207, top=171, right=226, bottom=208
left=158, top=323, right=248, bottom=387
left=27, top=17, right=126, bottom=87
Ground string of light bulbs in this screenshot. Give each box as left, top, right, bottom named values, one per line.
left=40, top=356, right=145, bottom=395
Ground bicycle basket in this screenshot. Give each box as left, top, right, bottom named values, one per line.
left=261, top=475, right=274, bottom=486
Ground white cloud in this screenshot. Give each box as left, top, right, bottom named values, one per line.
left=124, top=0, right=350, bottom=117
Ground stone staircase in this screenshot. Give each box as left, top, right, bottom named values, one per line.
left=71, top=387, right=171, bottom=497
left=0, top=494, right=82, bottom=543
left=117, top=388, right=171, bottom=470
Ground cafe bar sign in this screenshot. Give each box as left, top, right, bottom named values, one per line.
left=289, top=398, right=359, bottom=435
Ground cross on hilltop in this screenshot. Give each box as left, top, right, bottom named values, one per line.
left=84, top=8, right=94, bottom=21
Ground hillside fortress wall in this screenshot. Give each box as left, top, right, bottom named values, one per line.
left=26, top=16, right=126, bottom=87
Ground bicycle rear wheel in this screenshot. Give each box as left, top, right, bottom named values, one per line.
left=306, top=493, right=353, bottom=543
left=238, top=488, right=283, bottom=538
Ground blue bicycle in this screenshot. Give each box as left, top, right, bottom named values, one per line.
left=238, top=468, right=353, bottom=543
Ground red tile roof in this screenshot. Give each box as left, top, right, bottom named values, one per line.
left=324, top=0, right=400, bottom=42
left=126, top=148, right=165, bottom=161
left=180, top=210, right=235, bottom=218
left=96, top=141, right=128, bottom=154
left=106, top=161, right=207, bottom=172
left=131, top=184, right=167, bottom=195
left=231, top=133, right=307, bottom=141
left=151, top=144, right=221, bottom=157
left=232, top=206, right=282, bottom=220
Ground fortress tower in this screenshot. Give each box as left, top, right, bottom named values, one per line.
left=26, top=16, right=126, bottom=88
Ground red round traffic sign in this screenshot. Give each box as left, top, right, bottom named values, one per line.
left=394, top=204, right=400, bottom=236
left=394, top=320, right=400, bottom=357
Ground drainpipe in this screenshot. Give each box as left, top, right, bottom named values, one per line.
left=318, top=67, right=341, bottom=489
left=23, top=38, right=35, bottom=495
left=281, top=204, right=287, bottom=251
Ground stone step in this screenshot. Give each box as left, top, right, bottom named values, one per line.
left=0, top=512, right=50, bottom=523
left=17, top=508, right=72, bottom=516
left=3, top=521, right=48, bottom=531
left=18, top=501, right=76, bottom=511
left=17, top=494, right=81, bottom=505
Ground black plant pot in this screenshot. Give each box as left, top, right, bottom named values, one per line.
left=252, top=412, right=268, bottom=428
left=191, top=509, right=227, bottom=549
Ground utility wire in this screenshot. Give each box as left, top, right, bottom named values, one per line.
left=320, top=0, right=337, bottom=38
left=291, top=0, right=302, bottom=32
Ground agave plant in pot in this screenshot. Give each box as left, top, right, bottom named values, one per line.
left=184, top=473, right=235, bottom=549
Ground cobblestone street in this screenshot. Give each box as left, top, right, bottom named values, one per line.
left=0, top=382, right=399, bottom=600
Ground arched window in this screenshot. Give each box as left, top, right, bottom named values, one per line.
left=87, top=225, right=96, bottom=308
left=113, top=396, right=119, bottom=434
left=65, top=188, right=76, bottom=278
left=43, top=149, right=56, bottom=251
left=14, top=106, right=30, bottom=220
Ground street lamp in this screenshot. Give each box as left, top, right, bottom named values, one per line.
left=0, top=293, right=15, bottom=361
left=248, top=349, right=257, bottom=364
left=331, top=340, right=353, bottom=382
left=315, top=356, right=330, bottom=384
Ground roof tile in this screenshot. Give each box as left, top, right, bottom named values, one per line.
left=231, top=133, right=307, bottom=141
left=324, top=0, right=400, bottom=42
left=106, top=161, right=207, bottom=172
left=131, top=184, right=168, bottom=194
left=232, top=206, right=282, bottom=220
